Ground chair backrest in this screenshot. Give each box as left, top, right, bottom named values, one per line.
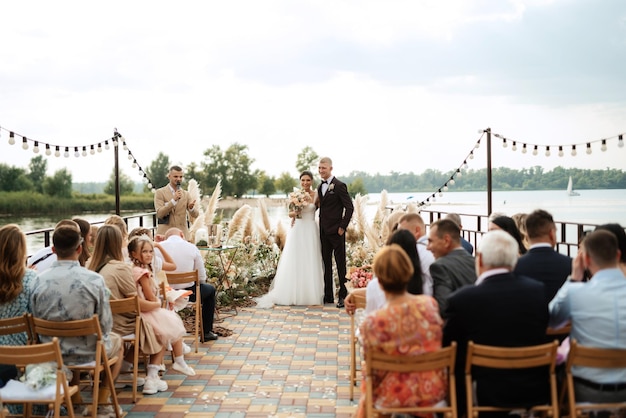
left=30, top=314, right=103, bottom=341
left=465, top=341, right=559, bottom=417
left=0, top=337, right=78, bottom=417
left=165, top=270, right=200, bottom=288
left=565, top=339, right=626, bottom=416
left=365, top=342, right=457, bottom=417
left=0, top=313, right=33, bottom=345
left=352, top=291, right=367, bottom=311
left=109, top=295, right=141, bottom=318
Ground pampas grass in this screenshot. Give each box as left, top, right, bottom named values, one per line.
left=274, top=220, right=287, bottom=251
left=204, top=180, right=222, bottom=227
left=228, top=204, right=252, bottom=240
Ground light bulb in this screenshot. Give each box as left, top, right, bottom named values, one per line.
left=8, top=132, right=15, bottom=145
left=586, top=146, right=592, bottom=155
left=449, top=179, right=455, bottom=186
left=97, top=144, right=103, bottom=153
left=456, top=171, right=462, bottom=178
left=475, top=142, right=480, bottom=149
left=22, top=138, right=29, bottom=150
left=55, top=146, right=61, bottom=157
left=132, top=161, right=137, bottom=168
left=512, top=142, right=517, bottom=151
left=127, top=153, right=133, bottom=160
left=105, top=141, right=110, bottom=150
left=90, top=145, right=95, bottom=155
left=571, top=148, right=577, bottom=156
left=619, top=139, right=624, bottom=148
left=601, top=140, right=607, bottom=152
left=545, top=147, right=551, bottom=157
left=522, top=145, right=527, bottom=154
left=558, top=149, right=564, bottom=157
left=82, top=147, right=87, bottom=157
left=64, top=147, right=70, bottom=158
left=502, top=139, right=507, bottom=148
left=33, top=141, right=39, bottom=153
left=463, top=162, right=468, bottom=170
left=123, top=141, right=128, bottom=151
left=151, top=187, right=156, bottom=194
left=443, top=186, right=449, bottom=192
left=45, top=144, right=51, bottom=156
left=438, top=190, right=443, bottom=197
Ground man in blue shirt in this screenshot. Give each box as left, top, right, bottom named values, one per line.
left=549, top=229, right=626, bottom=404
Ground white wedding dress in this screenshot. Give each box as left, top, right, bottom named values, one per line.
left=256, top=202, right=324, bottom=307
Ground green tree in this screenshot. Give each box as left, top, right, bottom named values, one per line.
left=275, top=172, right=297, bottom=196
left=42, top=168, right=73, bottom=198
left=296, top=146, right=319, bottom=174
left=348, top=177, right=367, bottom=198
left=185, top=162, right=201, bottom=185
left=200, top=143, right=256, bottom=197
left=258, top=172, right=276, bottom=197
left=145, top=152, right=171, bottom=191
left=104, top=168, right=135, bottom=195
left=28, top=155, right=48, bottom=193
left=0, top=164, right=33, bottom=192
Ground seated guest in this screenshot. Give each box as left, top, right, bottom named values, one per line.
left=445, top=212, right=474, bottom=255
left=594, top=223, right=626, bottom=275
left=26, top=219, right=80, bottom=271
left=356, top=245, right=445, bottom=417
left=158, top=228, right=218, bottom=341
left=345, top=229, right=423, bottom=315
left=443, top=230, right=550, bottom=418
left=427, top=219, right=477, bottom=318
left=489, top=215, right=528, bottom=254
left=30, top=225, right=123, bottom=416
left=128, top=227, right=177, bottom=279
left=514, top=209, right=571, bottom=302
left=397, top=212, right=435, bottom=296
left=0, top=225, right=37, bottom=386
left=549, top=230, right=626, bottom=407
left=87, top=225, right=169, bottom=395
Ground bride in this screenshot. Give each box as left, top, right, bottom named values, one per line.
left=256, top=170, right=324, bottom=307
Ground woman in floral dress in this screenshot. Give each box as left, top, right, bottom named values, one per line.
left=357, top=244, right=446, bottom=417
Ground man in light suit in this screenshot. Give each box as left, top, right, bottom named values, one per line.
left=427, top=218, right=477, bottom=317
left=443, top=230, right=550, bottom=418
left=154, top=165, right=198, bottom=241
left=317, top=157, right=354, bottom=308
left=514, top=209, right=571, bottom=302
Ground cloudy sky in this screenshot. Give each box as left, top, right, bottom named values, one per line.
left=1, top=0, right=625, bottom=186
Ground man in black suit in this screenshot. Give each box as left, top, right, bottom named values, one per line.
left=427, top=218, right=476, bottom=318
left=443, top=230, right=551, bottom=418
left=514, top=209, right=572, bottom=302
left=317, top=157, right=354, bottom=308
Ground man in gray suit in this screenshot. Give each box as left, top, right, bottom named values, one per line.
left=427, top=218, right=477, bottom=317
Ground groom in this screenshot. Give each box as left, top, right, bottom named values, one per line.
left=317, top=157, right=354, bottom=308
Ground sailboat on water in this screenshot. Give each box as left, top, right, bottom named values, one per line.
left=567, top=176, right=580, bottom=196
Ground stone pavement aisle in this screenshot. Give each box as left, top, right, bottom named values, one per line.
left=117, top=304, right=358, bottom=417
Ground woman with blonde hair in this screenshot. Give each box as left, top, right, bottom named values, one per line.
left=356, top=244, right=446, bottom=417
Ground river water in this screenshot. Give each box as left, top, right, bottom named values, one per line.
left=4, top=189, right=626, bottom=255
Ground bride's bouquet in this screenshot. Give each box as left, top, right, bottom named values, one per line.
left=288, top=187, right=309, bottom=219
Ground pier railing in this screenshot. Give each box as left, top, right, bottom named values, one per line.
left=25, top=210, right=599, bottom=257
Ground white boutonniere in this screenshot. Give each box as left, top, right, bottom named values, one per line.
left=328, top=183, right=335, bottom=192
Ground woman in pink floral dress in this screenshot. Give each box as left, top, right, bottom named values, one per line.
left=357, top=244, right=446, bottom=417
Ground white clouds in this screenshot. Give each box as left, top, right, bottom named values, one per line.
left=1, top=0, right=625, bottom=186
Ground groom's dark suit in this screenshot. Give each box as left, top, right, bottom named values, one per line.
left=317, top=177, right=354, bottom=303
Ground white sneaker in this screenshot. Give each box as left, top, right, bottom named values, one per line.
left=114, top=376, right=146, bottom=389
left=171, top=362, right=196, bottom=376
left=83, top=404, right=122, bottom=418
left=183, top=342, right=191, bottom=354
left=142, top=376, right=168, bottom=395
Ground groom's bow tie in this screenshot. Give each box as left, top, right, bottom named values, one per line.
left=321, top=180, right=328, bottom=184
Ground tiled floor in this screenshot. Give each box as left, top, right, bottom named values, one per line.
left=117, top=304, right=359, bottom=417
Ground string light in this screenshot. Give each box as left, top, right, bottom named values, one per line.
left=97, top=143, right=103, bottom=153
left=8, top=132, right=15, bottom=145
left=586, top=143, right=592, bottom=154
left=545, top=146, right=550, bottom=157
left=74, top=147, right=80, bottom=158
left=571, top=145, right=577, bottom=156
left=90, top=145, right=95, bottom=155
left=522, top=144, right=527, bottom=154
left=45, top=144, right=51, bottom=156
left=33, top=141, right=39, bottom=153
left=104, top=140, right=110, bottom=150
left=532, top=145, right=538, bottom=156
left=511, top=141, right=517, bottom=151
left=601, top=139, right=607, bottom=152
left=619, top=135, right=624, bottom=148
left=502, top=138, right=507, bottom=148
left=54, top=146, right=61, bottom=157
left=64, top=147, right=70, bottom=158
left=558, top=146, right=564, bottom=157
left=22, top=137, right=28, bottom=150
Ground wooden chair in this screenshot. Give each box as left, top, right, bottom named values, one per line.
left=546, top=321, right=571, bottom=338
left=109, top=296, right=143, bottom=403
left=0, top=337, right=79, bottom=418
left=29, top=315, right=121, bottom=418
left=165, top=270, right=203, bottom=353
left=465, top=341, right=560, bottom=418
left=0, top=313, right=33, bottom=345
left=364, top=342, right=458, bottom=418
left=564, top=339, right=626, bottom=418
left=348, top=289, right=367, bottom=401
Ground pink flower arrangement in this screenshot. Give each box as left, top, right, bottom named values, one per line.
left=348, top=266, right=373, bottom=289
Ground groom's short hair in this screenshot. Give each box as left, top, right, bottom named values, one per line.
left=319, top=157, right=332, bottom=165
